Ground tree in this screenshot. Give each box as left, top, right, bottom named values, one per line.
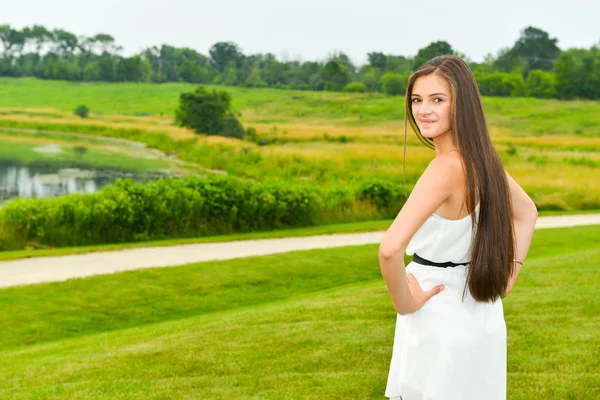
left=209, top=42, right=244, bottom=73
left=97, top=54, right=116, bottom=81
left=261, top=53, right=289, bottom=86
left=33, top=52, right=58, bottom=79
left=553, top=48, right=587, bottom=99
left=245, top=60, right=267, bottom=87
left=90, top=34, right=118, bottom=54
left=83, top=62, right=101, bottom=81
left=16, top=53, right=40, bottom=76
left=509, top=26, right=560, bottom=72
left=179, top=60, right=208, bottom=83
left=582, top=46, right=600, bottom=99
left=360, top=66, right=382, bottom=92
left=114, top=56, right=145, bottom=81
left=413, top=41, right=456, bottom=70
left=51, top=29, right=79, bottom=58
left=52, top=58, right=81, bottom=80
left=155, top=45, right=179, bottom=81
left=0, top=25, right=25, bottom=56
left=223, top=61, right=239, bottom=85
left=491, top=48, right=518, bottom=73
left=367, top=52, right=387, bottom=71
left=386, top=55, right=412, bottom=74
left=175, top=86, right=244, bottom=138
left=471, top=53, right=496, bottom=74
left=322, top=60, right=348, bottom=91
left=139, top=45, right=212, bottom=83
left=28, top=25, right=51, bottom=54
left=327, top=50, right=356, bottom=79
left=553, top=46, right=600, bottom=99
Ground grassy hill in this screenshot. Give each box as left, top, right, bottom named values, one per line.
left=0, top=225, right=598, bottom=398
left=0, top=78, right=598, bottom=210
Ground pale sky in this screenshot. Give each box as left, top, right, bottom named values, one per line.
left=3, top=0, right=599, bottom=65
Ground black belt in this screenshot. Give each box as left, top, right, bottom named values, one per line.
left=413, top=253, right=469, bottom=268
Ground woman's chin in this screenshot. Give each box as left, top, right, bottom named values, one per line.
left=420, top=131, right=438, bottom=139
left=420, top=128, right=450, bottom=139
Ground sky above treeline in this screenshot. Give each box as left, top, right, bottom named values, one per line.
left=3, top=0, right=599, bottom=65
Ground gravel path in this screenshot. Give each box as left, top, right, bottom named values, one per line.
left=1, top=213, right=599, bottom=288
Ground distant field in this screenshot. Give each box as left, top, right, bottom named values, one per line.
left=1, top=78, right=599, bottom=138
left=0, top=78, right=598, bottom=210
left=0, top=131, right=178, bottom=173
left=0, top=225, right=597, bottom=398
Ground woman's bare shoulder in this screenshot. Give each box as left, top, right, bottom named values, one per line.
left=423, top=152, right=464, bottom=184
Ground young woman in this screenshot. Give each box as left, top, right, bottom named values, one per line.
left=379, top=55, right=538, bottom=400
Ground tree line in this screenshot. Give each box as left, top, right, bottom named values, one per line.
left=1, top=24, right=599, bottom=99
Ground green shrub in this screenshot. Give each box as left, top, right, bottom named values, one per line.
left=343, top=82, right=368, bottom=93
left=525, top=70, right=556, bottom=98
left=357, top=179, right=404, bottom=217
left=245, top=126, right=258, bottom=141
left=175, top=86, right=246, bottom=140
left=563, top=157, right=598, bottom=168
left=527, top=155, right=549, bottom=166
left=0, top=176, right=407, bottom=250
left=475, top=72, right=525, bottom=97
left=219, top=115, right=246, bottom=139
left=381, top=72, right=406, bottom=96
left=74, top=105, right=89, bottom=118
left=361, top=67, right=382, bottom=92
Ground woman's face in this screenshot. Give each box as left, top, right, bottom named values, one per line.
left=410, top=74, right=452, bottom=140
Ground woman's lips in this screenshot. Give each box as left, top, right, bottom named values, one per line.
left=420, top=120, right=436, bottom=127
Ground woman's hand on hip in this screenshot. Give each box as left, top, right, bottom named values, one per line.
left=406, top=273, right=445, bottom=313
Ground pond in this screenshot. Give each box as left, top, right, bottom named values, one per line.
left=0, top=161, right=172, bottom=205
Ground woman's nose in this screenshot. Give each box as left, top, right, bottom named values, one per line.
left=418, top=102, right=432, bottom=116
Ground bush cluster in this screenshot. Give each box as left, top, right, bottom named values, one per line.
left=175, top=86, right=252, bottom=139
left=0, top=176, right=405, bottom=250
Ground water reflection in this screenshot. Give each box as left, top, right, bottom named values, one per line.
left=0, top=161, right=171, bottom=205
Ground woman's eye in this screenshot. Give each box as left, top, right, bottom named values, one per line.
left=434, top=97, right=443, bottom=103
left=412, top=98, right=420, bottom=103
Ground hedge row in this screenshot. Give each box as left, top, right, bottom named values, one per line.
left=0, top=176, right=405, bottom=250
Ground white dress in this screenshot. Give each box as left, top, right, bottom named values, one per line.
left=385, top=203, right=507, bottom=400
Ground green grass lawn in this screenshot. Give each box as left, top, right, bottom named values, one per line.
left=0, top=225, right=597, bottom=398
left=0, top=78, right=409, bottom=121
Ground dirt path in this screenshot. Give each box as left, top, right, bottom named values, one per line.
left=0, top=213, right=598, bottom=288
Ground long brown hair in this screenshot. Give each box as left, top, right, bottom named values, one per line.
left=405, top=55, right=515, bottom=303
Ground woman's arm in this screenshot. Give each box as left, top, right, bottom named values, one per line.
left=503, top=171, right=538, bottom=298
left=379, top=155, right=461, bottom=315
